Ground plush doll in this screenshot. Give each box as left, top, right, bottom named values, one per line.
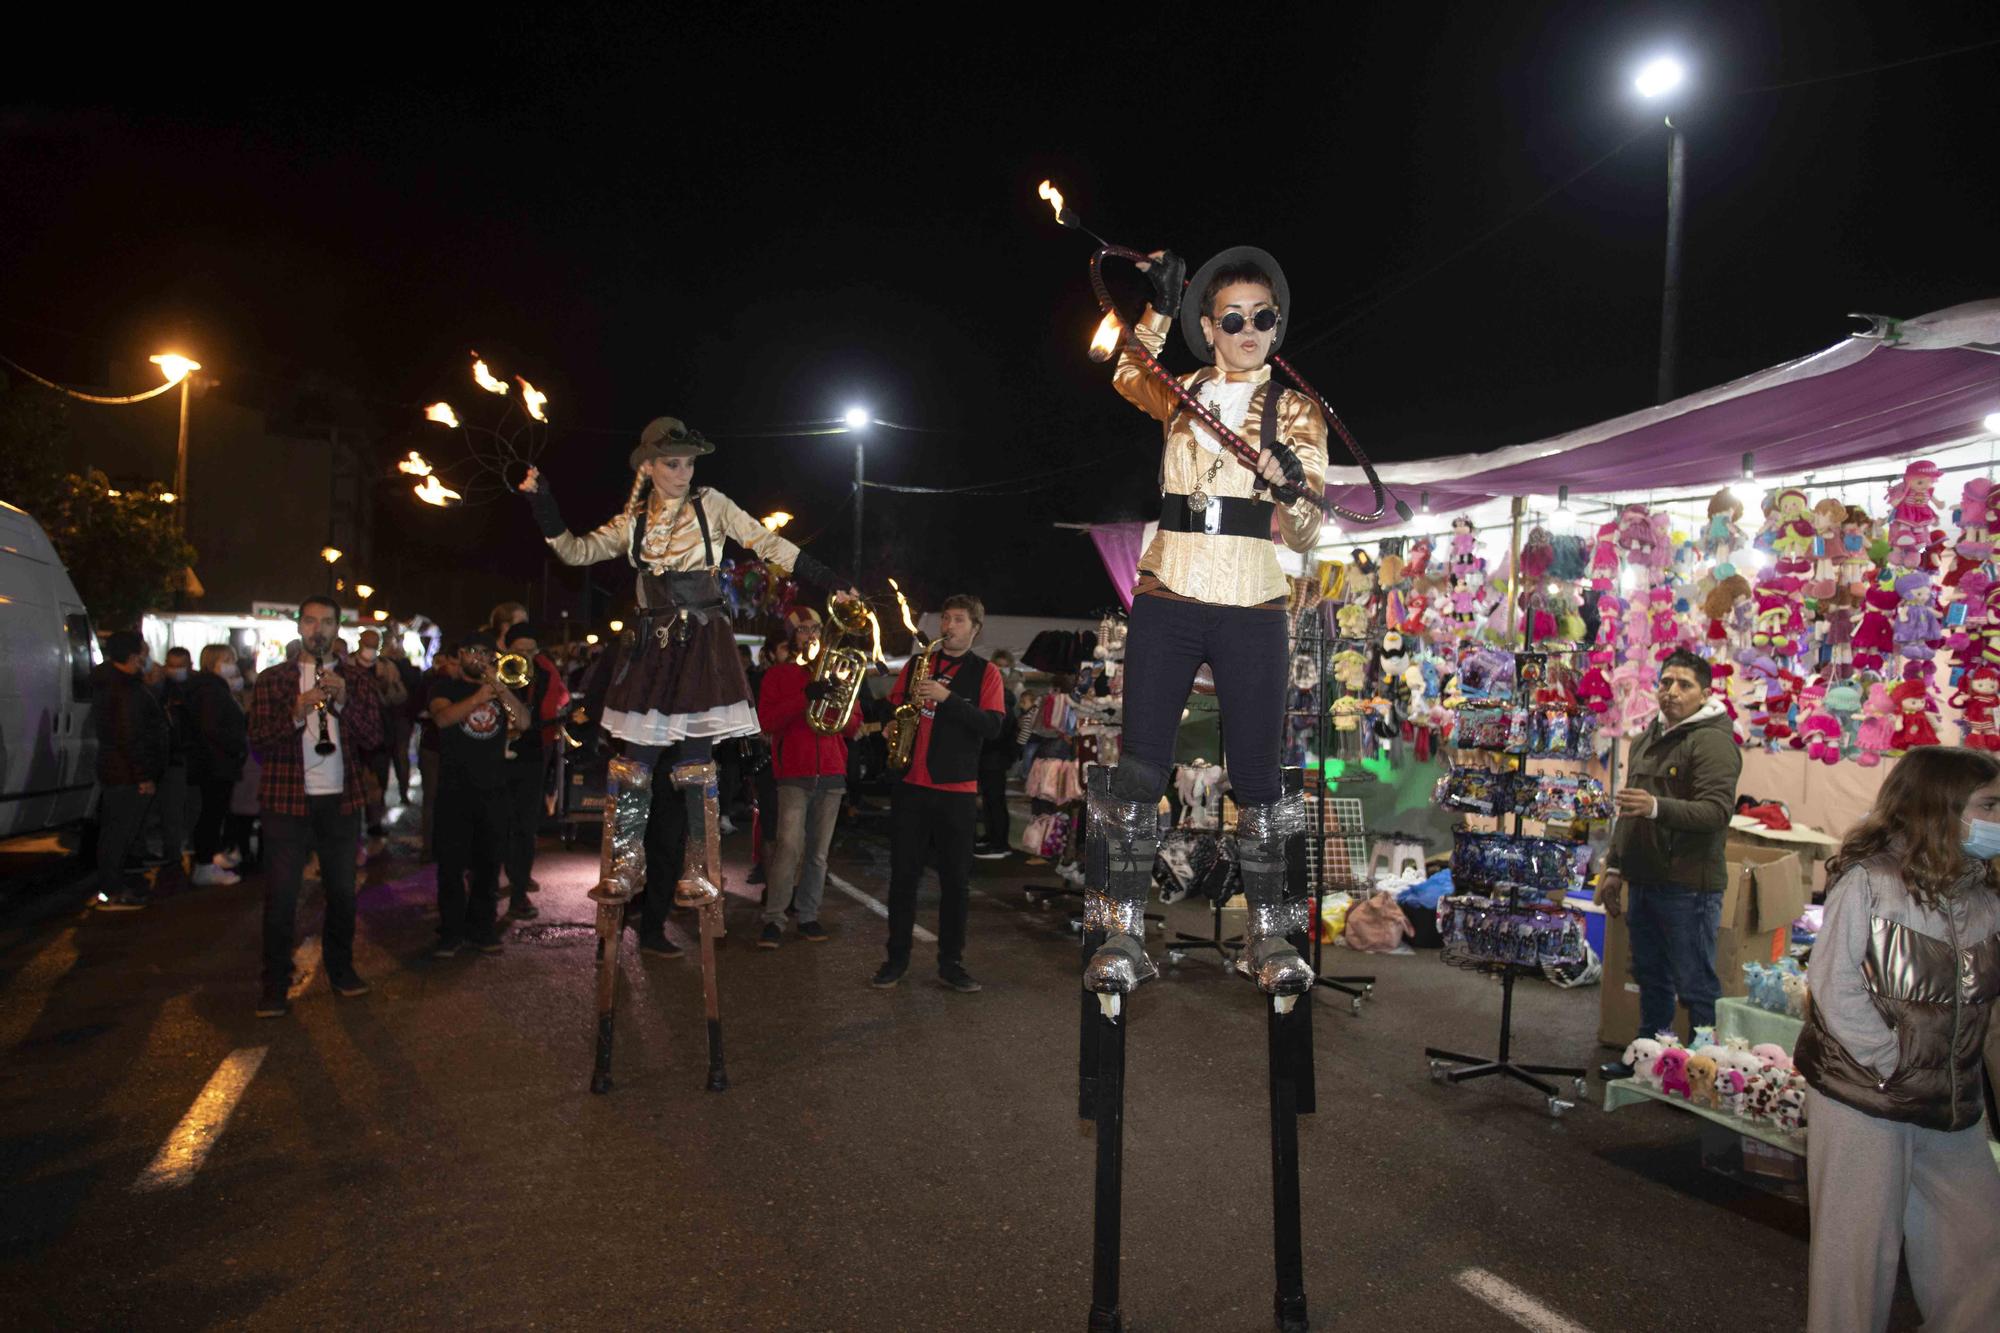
left=1520, top=524, right=1554, bottom=584
left=1835, top=505, right=1876, bottom=591
left=1764, top=488, right=1817, bottom=577
left=1336, top=602, right=1371, bottom=640
left=1607, top=661, right=1659, bottom=739
left=1953, top=666, right=2000, bottom=749
left=1892, top=571, right=1942, bottom=660
left=1851, top=585, right=1899, bottom=673
left=1804, top=497, right=1848, bottom=601
left=1703, top=574, right=1751, bottom=648
left=1621, top=1036, right=1666, bottom=1087
left=1332, top=649, right=1368, bottom=693
left=1576, top=666, right=1612, bottom=716
left=1854, top=681, right=1897, bottom=766
left=1775, top=1074, right=1809, bottom=1134
left=1889, top=677, right=1941, bottom=751
left=1657, top=1047, right=1693, bottom=1099
left=1782, top=971, right=1809, bottom=1019
left=1752, top=1043, right=1795, bottom=1074
left=1821, top=603, right=1856, bottom=676
left=1614, top=504, right=1671, bottom=575
left=1887, top=459, right=1944, bottom=568
left=1686, top=1054, right=1720, bottom=1110
left=1703, top=488, right=1746, bottom=562
left=1823, top=679, right=1862, bottom=752
left=1717, top=1067, right=1749, bottom=1117
left=1646, top=586, right=1683, bottom=657
left=1718, top=1041, right=1763, bottom=1083
left=1794, top=679, right=1843, bottom=764
left=1744, top=1070, right=1785, bottom=1125
left=1751, top=579, right=1803, bottom=658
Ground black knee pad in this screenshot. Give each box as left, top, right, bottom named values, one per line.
left=1109, top=756, right=1169, bottom=805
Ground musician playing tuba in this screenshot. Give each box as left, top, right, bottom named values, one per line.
left=517, top=417, right=853, bottom=1093
left=870, top=594, right=1005, bottom=994
left=752, top=605, right=863, bottom=949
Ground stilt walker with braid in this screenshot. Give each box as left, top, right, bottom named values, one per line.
left=518, top=417, right=850, bottom=1094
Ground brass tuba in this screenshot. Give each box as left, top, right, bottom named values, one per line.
left=496, top=652, right=532, bottom=690
left=884, top=640, right=935, bottom=774
left=806, top=594, right=875, bottom=735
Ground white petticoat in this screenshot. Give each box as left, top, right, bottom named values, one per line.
left=602, top=700, right=759, bottom=747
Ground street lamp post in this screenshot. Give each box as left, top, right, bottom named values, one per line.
left=844, top=406, right=871, bottom=575
left=148, top=354, right=201, bottom=534
left=321, top=546, right=343, bottom=596
left=1635, top=56, right=1689, bottom=404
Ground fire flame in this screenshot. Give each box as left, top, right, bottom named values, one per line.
left=398, top=450, right=435, bottom=476
left=1037, top=179, right=1064, bottom=223
left=413, top=475, right=462, bottom=507
left=518, top=377, right=548, bottom=422
left=1088, top=312, right=1122, bottom=362
left=760, top=511, right=794, bottom=532
left=888, top=577, right=923, bottom=651
left=423, top=403, right=459, bottom=429
left=470, top=352, right=509, bottom=395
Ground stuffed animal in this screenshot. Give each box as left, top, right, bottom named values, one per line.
left=1775, top=1075, right=1808, bottom=1134
left=1704, top=489, right=1746, bottom=562
left=1687, top=1053, right=1720, bottom=1109
left=1782, top=971, right=1809, bottom=1019
left=1955, top=477, right=1997, bottom=561
left=1751, top=1043, right=1795, bottom=1074
left=1854, top=681, right=1898, bottom=767
left=1744, top=1069, right=1786, bottom=1124
left=1657, top=1047, right=1693, bottom=1099
left=1764, top=488, right=1817, bottom=577
left=1887, top=459, right=1943, bottom=569
left=1835, top=505, right=1876, bottom=591
left=1621, top=1037, right=1666, bottom=1086
left=1691, top=1025, right=1717, bottom=1051
left=1717, top=1067, right=1749, bottom=1117
left=1889, top=677, right=1941, bottom=751
left=1952, top=666, right=2000, bottom=750
left=1794, top=679, right=1843, bottom=764
left=1852, top=586, right=1899, bottom=674
left=1892, top=571, right=1942, bottom=661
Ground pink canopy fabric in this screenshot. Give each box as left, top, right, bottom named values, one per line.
left=1088, top=521, right=1149, bottom=610
left=1325, top=300, right=2000, bottom=527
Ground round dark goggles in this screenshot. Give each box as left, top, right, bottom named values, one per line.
left=1215, top=308, right=1279, bottom=335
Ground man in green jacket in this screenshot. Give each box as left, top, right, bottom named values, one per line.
left=1597, top=649, right=1743, bottom=1077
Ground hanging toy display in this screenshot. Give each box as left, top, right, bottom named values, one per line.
left=1951, top=666, right=2000, bottom=750
left=1885, top=459, right=1943, bottom=569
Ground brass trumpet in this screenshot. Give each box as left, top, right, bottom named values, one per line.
left=496, top=651, right=532, bottom=690
left=806, top=594, right=876, bottom=735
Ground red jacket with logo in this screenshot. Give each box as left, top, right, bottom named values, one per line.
left=758, top=660, right=859, bottom=779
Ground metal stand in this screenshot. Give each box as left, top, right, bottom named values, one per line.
left=1168, top=891, right=1243, bottom=965
left=1292, top=605, right=1380, bottom=1013
left=1425, top=957, right=1586, bottom=1118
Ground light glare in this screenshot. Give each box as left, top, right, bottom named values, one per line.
left=843, top=407, right=871, bottom=429
left=149, top=353, right=201, bottom=385
left=1634, top=56, right=1686, bottom=99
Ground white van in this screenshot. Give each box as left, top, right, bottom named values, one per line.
left=0, top=500, right=98, bottom=837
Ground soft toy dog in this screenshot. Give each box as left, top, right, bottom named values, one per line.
left=1621, top=1037, right=1666, bottom=1087
left=1657, top=1047, right=1693, bottom=1099
left=1782, top=972, right=1809, bottom=1018
left=1775, top=1074, right=1808, bottom=1133
left=1716, top=1067, right=1749, bottom=1117
left=1752, top=1043, right=1795, bottom=1074
left=1686, top=1053, right=1719, bottom=1109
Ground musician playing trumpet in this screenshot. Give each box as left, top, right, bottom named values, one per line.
left=426, top=634, right=531, bottom=957
left=870, top=594, right=1005, bottom=994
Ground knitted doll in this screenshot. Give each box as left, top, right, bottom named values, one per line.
left=1764, top=488, right=1817, bottom=579
left=1702, top=575, right=1750, bottom=649
left=1794, top=679, right=1842, bottom=764
left=1805, top=497, right=1848, bottom=601
left=1892, top=570, right=1942, bottom=661
left=1646, top=586, right=1682, bottom=657
left=1751, top=579, right=1803, bottom=658
left=1824, top=679, right=1863, bottom=755
left=1851, top=585, right=1898, bottom=673
left=1834, top=505, right=1876, bottom=592
left=1951, top=665, right=2000, bottom=750
left=1888, top=677, right=1941, bottom=751
left=1853, top=681, right=1897, bottom=766
left=1703, top=488, right=1746, bottom=564
left=1886, top=459, right=1943, bottom=569
left=1953, top=477, right=1997, bottom=564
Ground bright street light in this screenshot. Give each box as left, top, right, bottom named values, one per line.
left=1634, top=56, right=1686, bottom=99
left=609, top=619, right=624, bottom=633
left=150, top=352, right=202, bottom=543
left=372, top=609, right=388, bottom=622
left=586, top=633, right=600, bottom=645
left=1985, top=412, right=2000, bottom=434
left=321, top=546, right=343, bottom=564
left=843, top=406, right=871, bottom=430
left=149, top=353, right=201, bottom=385
left=356, top=584, right=375, bottom=600
left=158, top=492, right=178, bottom=504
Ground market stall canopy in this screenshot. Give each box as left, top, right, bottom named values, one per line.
left=1326, top=299, right=2000, bottom=530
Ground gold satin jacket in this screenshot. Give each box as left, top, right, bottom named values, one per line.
left=545, top=487, right=801, bottom=577
left=1113, top=307, right=1327, bottom=607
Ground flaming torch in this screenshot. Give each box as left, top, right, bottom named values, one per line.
left=518, top=377, right=549, bottom=422
left=1088, top=312, right=1122, bottom=363
left=414, top=475, right=462, bottom=507
left=398, top=450, right=435, bottom=477
left=423, top=403, right=459, bottom=429
left=888, top=577, right=923, bottom=656
left=471, top=353, right=510, bottom=395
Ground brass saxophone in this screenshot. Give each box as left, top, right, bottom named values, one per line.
left=806, top=593, right=875, bottom=735
left=884, top=640, right=936, bottom=774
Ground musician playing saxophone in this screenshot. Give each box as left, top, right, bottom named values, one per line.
left=753, top=606, right=861, bottom=949
left=871, top=594, right=1005, bottom=993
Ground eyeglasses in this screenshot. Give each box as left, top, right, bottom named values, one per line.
left=1213, top=308, right=1279, bottom=335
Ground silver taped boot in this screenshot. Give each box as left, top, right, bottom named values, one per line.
left=1083, top=789, right=1158, bottom=995
left=588, top=756, right=652, bottom=905
left=670, top=760, right=723, bottom=907
left=1234, top=793, right=1315, bottom=996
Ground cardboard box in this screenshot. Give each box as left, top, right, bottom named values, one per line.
left=1596, top=849, right=1802, bottom=1048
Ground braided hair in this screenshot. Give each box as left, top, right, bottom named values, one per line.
left=623, top=468, right=652, bottom=568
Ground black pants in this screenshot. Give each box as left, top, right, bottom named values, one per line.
left=630, top=737, right=711, bottom=941
left=434, top=777, right=505, bottom=946
left=96, top=782, right=153, bottom=893
left=501, top=755, right=544, bottom=898
left=1120, top=592, right=1288, bottom=804
left=752, top=760, right=779, bottom=867
left=977, top=762, right=1010, bottom=847
left=387, top=717, right=414, bottom=802
left=885, top=782, right=976, bottom=967
left=190, top=776, right=235, bottom=864
left=263, top=796, right=361, bottom=988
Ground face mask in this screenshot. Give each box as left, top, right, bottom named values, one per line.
left=167, top=667, right=189, bottom=683
left=1962, top=817, right=2000, bottom=860
left=358, top=648, right=377, bottom=665
left=219, top=664, right=241, bottom=682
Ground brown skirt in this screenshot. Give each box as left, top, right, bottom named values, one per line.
left=601, top=611, right=756, bottom=745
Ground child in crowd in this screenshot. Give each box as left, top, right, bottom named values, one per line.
left=1795, top=745, right=2000, bottom=1332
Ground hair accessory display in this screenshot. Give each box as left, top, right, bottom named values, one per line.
left=1436, top=894, right=1588, bottom=970
left=1450, top=831, right=1592, bottom=896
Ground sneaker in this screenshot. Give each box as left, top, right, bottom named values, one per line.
left=509, top=898, right=540, bottom=920
left=870, top=960, right=907, bottom=989
left=747, top=863, right=767, bottom=886
left=1598, top=1060, right=1635, bottom=1082
left=757, top=922, right=783, bottom=950
left=94, top=889, right=150, bottom=912
left=255, top=988, right=290, bottom=1018
left=938, top=962, right=983, bottom=993
left=433, top=938, right=463, bottom=959
left=798, top=920, right=829, bottom=943
left=191, top=863, right=241, bottom=887
left=215, top=848, right=244, bottom=870
left=474, top=937, right=505, bottom=956
left=719, top=815, right=738, bottom=835
left=972, top=842, right=1010, bottom=860
left=331, top=973, right=371, bottom=998
left=638, top=933, right=683, bottom=959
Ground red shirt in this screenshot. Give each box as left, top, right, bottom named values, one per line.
left=890, top=652, right=1003, bottom=793
left=757, top=659, right=859, bottom=779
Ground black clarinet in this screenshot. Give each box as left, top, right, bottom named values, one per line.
left=313, top=653, right=337, bottom=756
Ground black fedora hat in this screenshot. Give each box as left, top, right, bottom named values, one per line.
left=1179, top=245, right=1292, bottom=364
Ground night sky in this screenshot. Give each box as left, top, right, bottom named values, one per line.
left=4, top=3, right=1996, bottom=625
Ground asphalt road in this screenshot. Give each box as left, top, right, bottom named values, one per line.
left=0, top=796, right=1892, bottom=1332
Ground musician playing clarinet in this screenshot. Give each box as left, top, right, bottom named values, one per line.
left=1086, top=246, right=1329, bottom=998
left=518, top=417, right=851, bottom=1092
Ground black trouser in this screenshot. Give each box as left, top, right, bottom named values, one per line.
left=262, top=796, right=360, bottom=988
left=1119, top=592, right=1288, bottom=805
left=501, top=755, right=544, bottom=898
left=885, top=782, right=976, bottom=968
left=977, top=761, right=1010, bottom=847
left=752, top=760, right=779, bottom=867
left=190, top=776, right=235, bottom=864
left=96, top=782, right=153, bottom=894
left=387, top=716, right=414, bottom=802
left=434, top=777, right=505, bottom=946
left=631, top=737, right=711, bottom=941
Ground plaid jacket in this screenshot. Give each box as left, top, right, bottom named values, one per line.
left=248, top=660, right=383, bottom=818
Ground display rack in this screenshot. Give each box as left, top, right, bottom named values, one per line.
left=1423, top=650, right=1592, bottom=1117
left=1290, top=605, right=1380, bottom=1012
